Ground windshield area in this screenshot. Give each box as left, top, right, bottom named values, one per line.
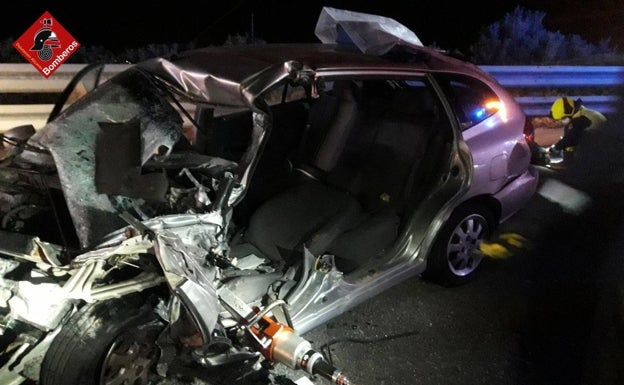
left=20, top=68, right=244, bottom=249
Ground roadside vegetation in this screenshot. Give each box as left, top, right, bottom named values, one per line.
left=468, top=6, right=622, bottom=65
left=0, top=6, right=621, bottom=65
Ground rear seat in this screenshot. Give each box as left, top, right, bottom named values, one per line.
left=324, top=85, right=435, bottom=214
left=319, top=85, right=437, bottom=270
left=294, top=80, right=359, bottom=181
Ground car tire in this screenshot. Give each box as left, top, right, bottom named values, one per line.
left=423, top=203, right=495, bottom=287
left=40, top=294, right=164, bottom=385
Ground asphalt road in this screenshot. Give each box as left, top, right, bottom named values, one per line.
left=291, top=191, right=624, bottom=385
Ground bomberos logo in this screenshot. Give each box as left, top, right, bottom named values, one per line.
left=13, top=11, right=81, bottom=79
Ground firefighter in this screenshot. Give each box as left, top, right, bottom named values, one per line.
left=548, top=97, right=607, bottom=158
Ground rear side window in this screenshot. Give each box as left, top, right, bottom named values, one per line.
left=434, top=73, right=501, bottom=130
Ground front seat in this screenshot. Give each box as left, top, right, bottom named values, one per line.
left=232, top=80, right=402, bottom=272
left=234, top=80, right=444, bottom=273
left=243, top=180, right=365, bottom=264
left=233, top=80, right=367, bottom=266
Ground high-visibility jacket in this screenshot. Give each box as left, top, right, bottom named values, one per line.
left=554, top=106, right=607, bottom=151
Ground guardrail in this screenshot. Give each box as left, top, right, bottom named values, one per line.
left=481, top=65, right=624, bottom=116
left=481, top=65, right=624, bottom=87
left=1, top=63, right=623, bottom=132
left=0, top=63, right=131, bottom=131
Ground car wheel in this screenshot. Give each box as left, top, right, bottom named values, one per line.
left=423, top=203, right=495, bottom=287
left=40, top=294, right=164, bottom=385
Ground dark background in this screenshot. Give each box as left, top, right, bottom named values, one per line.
left=2, top=0, right=623, bottom=53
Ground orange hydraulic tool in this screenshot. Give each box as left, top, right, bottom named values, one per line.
left=248, top=310, right=357, bottom=385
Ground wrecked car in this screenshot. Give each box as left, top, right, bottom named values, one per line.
left=0, top=8, right=538, bottom=385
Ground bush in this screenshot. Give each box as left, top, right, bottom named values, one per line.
left=0, top=38, right=199, bottom=64
left=469, top=6, right=622, bottom=65
left=0, top=37, right=24, bottom=62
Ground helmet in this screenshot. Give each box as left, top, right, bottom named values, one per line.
left=550, top=97, right=576, bottom=120
left=30, top=29, right=53, bottom=51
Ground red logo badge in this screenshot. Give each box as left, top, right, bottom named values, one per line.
left=13, top=11, right=81, bottom=79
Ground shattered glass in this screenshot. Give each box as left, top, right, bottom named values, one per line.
left=20, top=68, right=183, bottom=249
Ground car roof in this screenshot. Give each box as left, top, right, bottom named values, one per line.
left=137, top=43, right=493, bottom=106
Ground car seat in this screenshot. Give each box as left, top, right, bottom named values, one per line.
left=231, top=80, right=437, bottom=273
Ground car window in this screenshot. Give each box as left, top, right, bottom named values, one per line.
left=48, top=63, right=105, bottom=123
left=321, top=77, right=447, bottom=130
left=263, top=83, right=308, bottom=105
left=433, top=73, right=501, bottom=130
left=299, top=76, right=454, bottom=215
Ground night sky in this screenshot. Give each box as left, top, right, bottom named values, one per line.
left=3, top=1, right=623, bottom=53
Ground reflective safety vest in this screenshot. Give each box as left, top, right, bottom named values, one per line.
left=572, top=106, right=607, bottom=132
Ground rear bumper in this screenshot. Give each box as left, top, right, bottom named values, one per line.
left=495, top=165, right=540, bottom=222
